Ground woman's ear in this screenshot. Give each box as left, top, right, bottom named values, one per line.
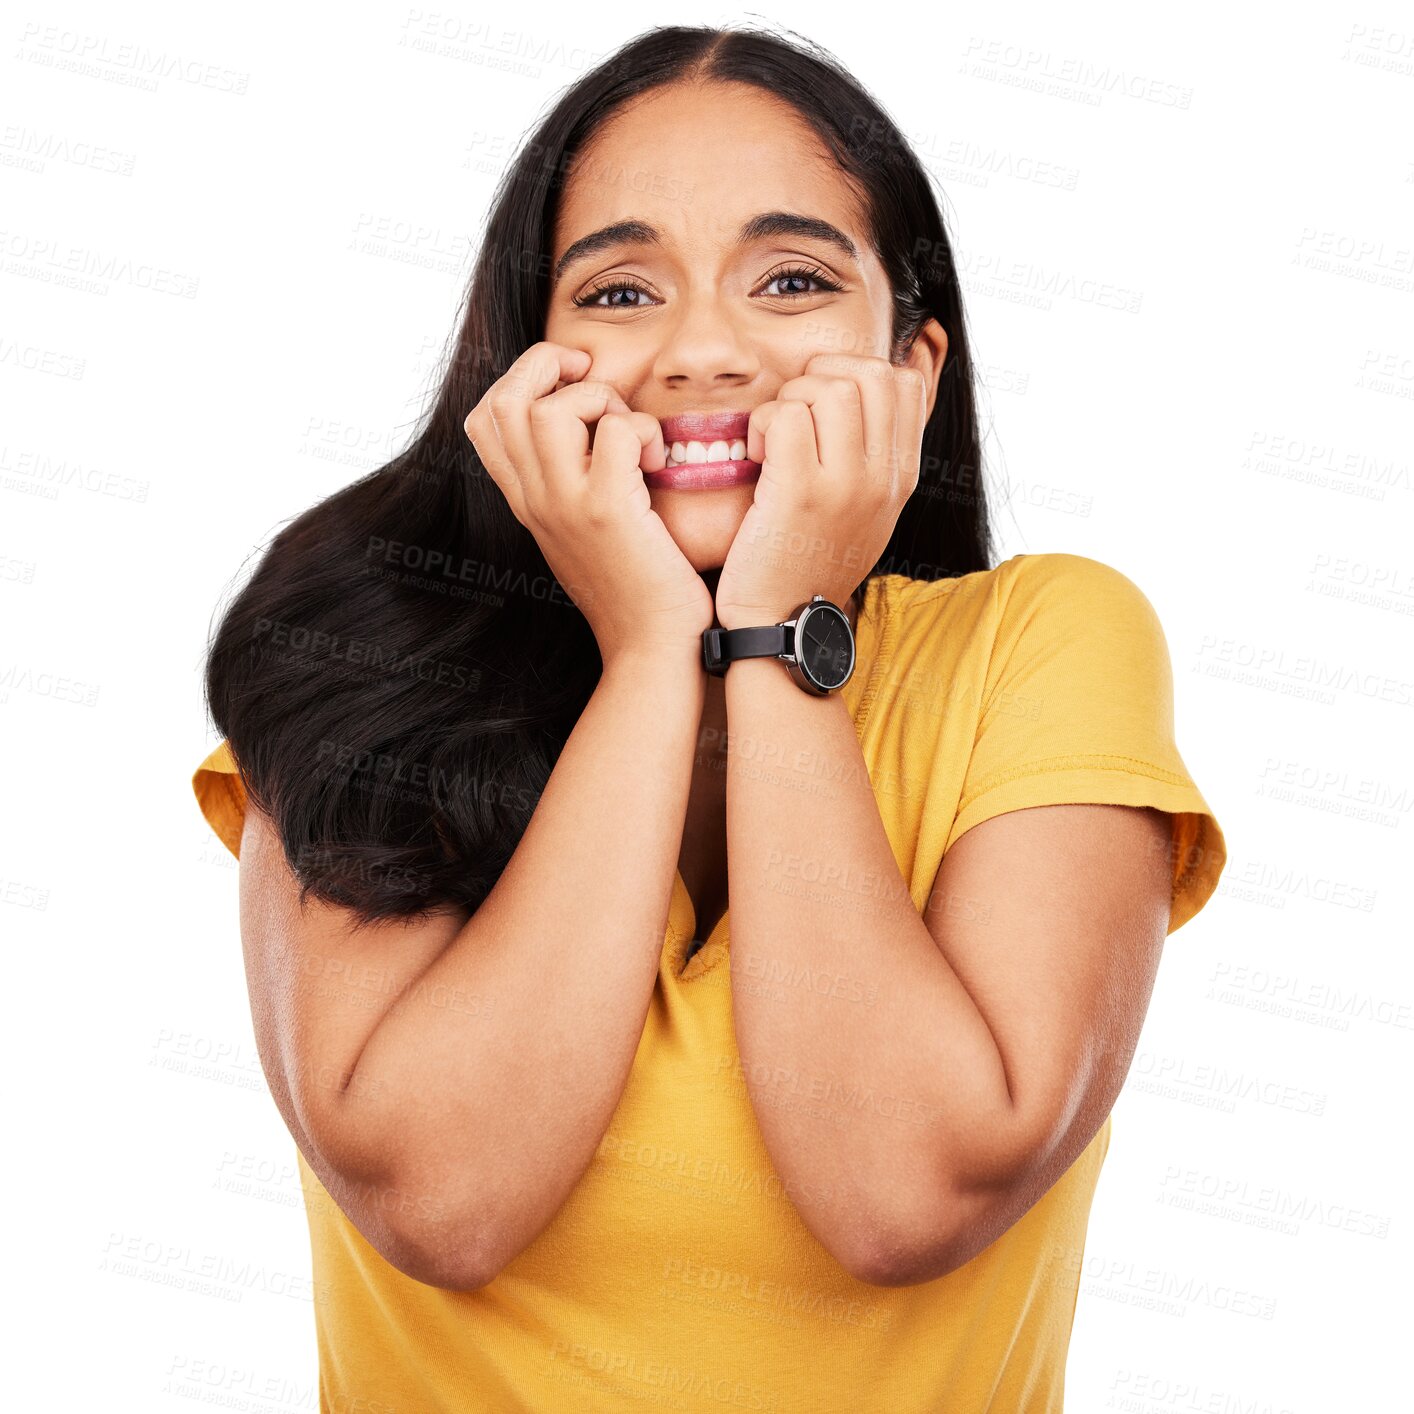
left=903, top=318, right=949, bottom=423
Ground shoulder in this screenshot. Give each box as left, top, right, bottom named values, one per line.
left=891, top=550, right=1145, bottom=603
left=891, top=552, right=1161, bottom=641
left=194, top=739, right=239, bottom=776
left=883, top=553, right=1176, bottom=726
left=986, top=551, right=1157, bottom=614
left=192, top=738, right=248, bottom=860
left=996, top=552, right=1164, bottom=647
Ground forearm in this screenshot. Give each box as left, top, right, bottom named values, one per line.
left=723, top=657, right=1014, bottom=1275
left=346, top=643, right=706, bottom=1282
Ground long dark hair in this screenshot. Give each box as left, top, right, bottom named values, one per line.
left=200, top=23, right=994, bottom=928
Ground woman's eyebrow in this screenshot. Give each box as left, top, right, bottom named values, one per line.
left=553, top=211, right=860, bottom=284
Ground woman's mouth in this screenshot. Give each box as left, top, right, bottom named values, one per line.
left=644, top=441, right=761, bottom=491
left=645, top=413, right=762, bottom=490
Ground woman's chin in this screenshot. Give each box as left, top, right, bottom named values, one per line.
left=651, top=497, right=751, bottom=573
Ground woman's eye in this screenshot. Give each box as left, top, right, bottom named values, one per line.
left=571, top=264, right=842, bottom=311
left=760, top=266, right=841, bottom=299
left=573, top=281, right=654, bottom=309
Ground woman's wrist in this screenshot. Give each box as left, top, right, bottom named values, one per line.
left=600, top=636, right=706, bottom=691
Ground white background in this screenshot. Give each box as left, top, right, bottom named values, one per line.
left=5, top=2, right=1411, bottom=1409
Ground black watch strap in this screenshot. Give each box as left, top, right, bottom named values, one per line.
left=701, top=623, right=790, bottom=675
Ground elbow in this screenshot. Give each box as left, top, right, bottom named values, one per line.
left=392, top=1239, right=499, bottom=1294
left=293, top=1093, right=515, bottom=1292
left=847, top=1110, right=1062, bottom=1286
left=818, top=1199, right=959, bottom=1288
left=845, top=1167, right=1043, bottom=1287
left=836, top=1223, right=968, bottom=1288
left=294, top=1143, right=499, bottom=1291
left=813, top=1112, right=1051, bottom=1289
left=386, top=1208, right=506, bottom=1292
left=366, top=1163, right=512, bottom=1292
left=369, top=1133, right=530, bottom=1291
left=796, top=1176, right=967, bottom=1289
left=832, top=1177, right=1009, bottom=1288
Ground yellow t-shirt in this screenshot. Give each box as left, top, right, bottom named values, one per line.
left=192, top=552, right=1227, bottom=1413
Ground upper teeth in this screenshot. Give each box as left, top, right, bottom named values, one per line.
left=666, top=438, right=747, bottom=466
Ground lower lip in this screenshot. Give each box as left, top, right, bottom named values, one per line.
left=642, top=458, right=761, bottom=491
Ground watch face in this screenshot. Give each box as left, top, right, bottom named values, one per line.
left=796, top=602, right=854, bottom=690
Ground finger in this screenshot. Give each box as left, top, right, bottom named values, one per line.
left=893, top=365, right=929, bottom=494
left=484, top=343, right=593, bottom=505
left=745, top=398, right=821, bottom=474
left=744, top=400, right=777, bottom=467
left=758, top=378, right=847, bottom=502
left=470, top=442, right=529, bottom=526
left=800, top=356, right=894, bottom=496
left=627, top=410, right=667, bottom=472
left=580, top=396, right=664, bottom=471
left=586, top=411, right=660, bottom=508
left=527, top=380, right=636, bottom=505
left=753, top=398, right=823, bottom=510
left=465, top=404, right=530, bottom=527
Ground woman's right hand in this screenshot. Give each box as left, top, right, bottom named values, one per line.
left=464, top=342, right=714, bottom=665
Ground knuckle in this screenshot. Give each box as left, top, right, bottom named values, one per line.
left=488, top=390, right=519, bottom=420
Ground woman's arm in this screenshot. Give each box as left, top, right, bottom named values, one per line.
left=723, top=655, right=1171, bottom=1287
left=239, top=641, right=706, bottom=1290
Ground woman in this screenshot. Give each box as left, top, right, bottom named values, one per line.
left=193, top=24, right=1226, bottom=1412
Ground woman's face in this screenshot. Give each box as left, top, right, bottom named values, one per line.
left=545, top=81, right=944, bottom=575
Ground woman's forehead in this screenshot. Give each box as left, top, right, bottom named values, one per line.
left=558, top=85, right=853, bottom=232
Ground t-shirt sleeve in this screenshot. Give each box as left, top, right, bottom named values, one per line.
left=192, top=739, right=248, bottom=861
left=946, top=553, right=1226, bottom=935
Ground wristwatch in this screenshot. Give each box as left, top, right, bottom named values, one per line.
left=702, top=595, right=856, bottom=696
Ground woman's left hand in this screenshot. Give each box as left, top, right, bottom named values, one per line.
left=713, top=352, right=928, bottom=631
